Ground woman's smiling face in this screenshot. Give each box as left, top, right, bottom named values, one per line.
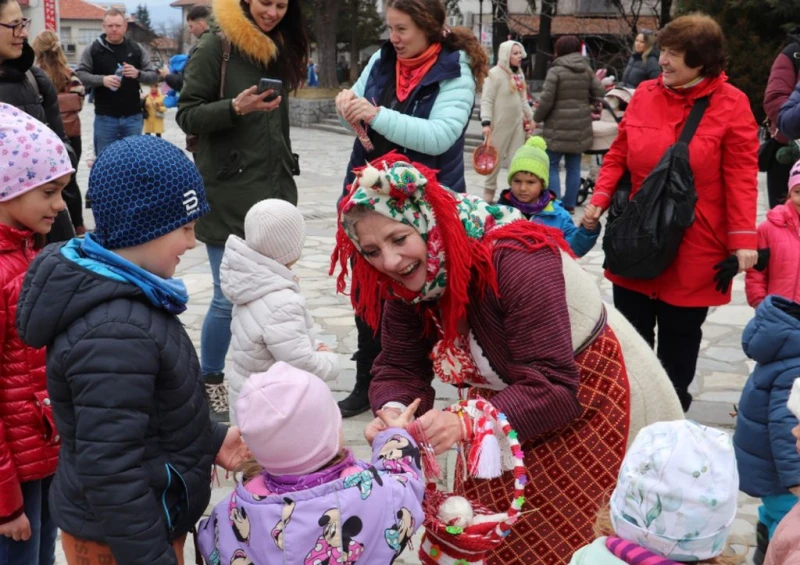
left=352, top=212, right=429, bottom=292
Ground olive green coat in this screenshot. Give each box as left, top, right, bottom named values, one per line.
left=176, top=0, right=297, bottom=247
left=533, top=52, right=606, bottom=155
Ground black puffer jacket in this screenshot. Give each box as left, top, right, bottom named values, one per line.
left=620, top=49, right=661, bottom=88
left=16, top=244, right=227, bottom=565
left=0, top=42, right=77, bottom=241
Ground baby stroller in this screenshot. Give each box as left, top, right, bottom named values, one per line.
left=576, top=87, right=633, bottom=205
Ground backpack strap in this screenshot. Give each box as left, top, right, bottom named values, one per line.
left=218, top=32, right=231, bottom=100
left=25, top=70, right=41, bottom=99
left=678, top=96, right=710, bottom=144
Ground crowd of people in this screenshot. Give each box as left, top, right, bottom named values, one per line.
left=3, top=0, right=800, bottom=563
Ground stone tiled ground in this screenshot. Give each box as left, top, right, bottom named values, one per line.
left=54, top=104, right=767, bottom=564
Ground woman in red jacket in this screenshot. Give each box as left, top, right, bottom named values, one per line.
left=583, top=14, right=759, bottom=411
left=0, top=104, right=73, bottom=564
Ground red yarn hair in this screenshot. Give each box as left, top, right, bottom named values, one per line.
left=330, top=152, right=572, bottom=346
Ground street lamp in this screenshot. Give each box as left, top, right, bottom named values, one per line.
left=478, top=0, right=483, bottom=44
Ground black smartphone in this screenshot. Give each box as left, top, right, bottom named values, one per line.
left=257, top=78, right=282, bottom=102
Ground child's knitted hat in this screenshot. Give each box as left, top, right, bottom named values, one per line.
left=88, top=135, right=209, bottom=249
left=236, top=362, right=342, bottom=475
left=610, top=420, right=738, bottom=561
left=0, top=103, right=74, bottom=202
left=789, top=159, right=800, bottom=192
left=508, top=136, right=549, bottom=187
left=244, top=199, right=306, bottom=266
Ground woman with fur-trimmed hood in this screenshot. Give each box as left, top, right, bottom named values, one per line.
left=479, top=39, right=534, bottom=202
left=176, top=0, right=308, bottom=422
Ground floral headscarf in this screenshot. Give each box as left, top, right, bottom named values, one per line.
left=332, top=152, right=570, bottom=353
left=340, top=158, right=524, bottom=306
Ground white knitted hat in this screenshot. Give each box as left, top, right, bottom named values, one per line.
left=243, top=199, right=306, bottom=265
left=610, top=420, right=739, bottom=561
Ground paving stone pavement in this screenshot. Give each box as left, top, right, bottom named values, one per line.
left=54, top=104, right=767, bottom=564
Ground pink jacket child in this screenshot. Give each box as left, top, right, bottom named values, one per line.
left=747, top=161, right=800, bottom=308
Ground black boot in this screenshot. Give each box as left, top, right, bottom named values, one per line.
left=339, top=314, right=381, bottom=418
left=753, top=521, right=769, bottom=565
left=338, top=374, right=372, bottom=418
left=203, top=372, right=230, bottom=423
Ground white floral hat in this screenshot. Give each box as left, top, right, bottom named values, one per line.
left=610, top=420, right=739, bottom=561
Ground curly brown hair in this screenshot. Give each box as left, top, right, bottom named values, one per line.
left=384, top=0, right=489, bottom=89
left=657, top=13, right=726, bottom=77
left=593, top=503, right=744, bottom=565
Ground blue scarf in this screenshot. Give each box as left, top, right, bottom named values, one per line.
left=62, top=234, right=189, bottom=315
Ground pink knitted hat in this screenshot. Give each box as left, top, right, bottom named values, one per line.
left=790, top=160, right=800, bottom=192
left=236, top=362, right=342, bottom=475
left=0, top=103, right=74, bottom=202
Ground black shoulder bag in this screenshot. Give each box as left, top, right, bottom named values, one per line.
left=602, top=96, right=709, bottom=280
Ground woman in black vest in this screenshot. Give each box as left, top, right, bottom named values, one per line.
left=333, top=0, right=488, bottom=416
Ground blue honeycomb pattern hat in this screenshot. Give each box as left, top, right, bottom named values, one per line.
left=88, top=135, right=209, bottom=249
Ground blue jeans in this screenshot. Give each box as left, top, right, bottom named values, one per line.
left=93, top=113, right=144, bottom=157
left=0, top=476, right=56, bottom=565
left=201, top=245, right=233, bottom=377
left=547, top=150, right=582, bottom=208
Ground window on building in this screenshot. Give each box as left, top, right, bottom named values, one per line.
left=60, top=26, right=72, bottom=42
left=79, top=28, right=99, bottom=44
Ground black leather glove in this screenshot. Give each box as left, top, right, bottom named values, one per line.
left=713, top=248, right=770, bottom=294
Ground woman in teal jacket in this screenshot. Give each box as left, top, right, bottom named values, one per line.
left=333, top=0, right=488, bottom=417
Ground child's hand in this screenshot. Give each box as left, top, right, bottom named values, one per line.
left=377, top=399, right=421, bottom=429
left=215, top=426, right=251, bottom=471
left=0, top=513, right=31, bottom=541
left=791, top=485, right=800, bottom=496
left=316, top=342, right=332, bottom=352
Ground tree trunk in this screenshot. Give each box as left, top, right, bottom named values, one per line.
left=350, top=0, right=360, bottom=84
left=660, top=0, right=673, bottom=26
left=313, top=0, right=341, bottom=87
left=532, top=0, right=554, bottom=80
left=492, top=0, right=509, bottom=61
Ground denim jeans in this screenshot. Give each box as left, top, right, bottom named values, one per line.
left=0, top=476, right=56, bottom=565
left=546, top=149, right=582, bottom=208
left=201, top=245, right=233, bottom=377
left=93, top=113, right=144, bottom=157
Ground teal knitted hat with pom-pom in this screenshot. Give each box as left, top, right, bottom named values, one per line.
left=508, top=136, right=550, bottom=188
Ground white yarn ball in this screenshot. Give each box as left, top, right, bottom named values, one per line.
left=437, top=496, right=474, bottom=528
left=358, top=165, right=381, bottom=190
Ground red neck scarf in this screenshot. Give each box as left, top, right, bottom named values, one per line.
left=395, top=43, right=442, bottom=102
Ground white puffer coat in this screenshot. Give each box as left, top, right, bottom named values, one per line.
left=220, top=236, right=340, bottom=424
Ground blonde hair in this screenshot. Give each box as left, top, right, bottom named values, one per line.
left=594, top=503, right=743, bottom=565
left=638, top=29, right=656, bottom=59
left=32, top=31, right=71, bottom=93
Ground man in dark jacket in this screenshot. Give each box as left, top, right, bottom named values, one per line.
left=16, top=136, right=246, bottom=565
left=763, top=27, right=800, bottom=208
left=0, top=21, right=77, bottom=242
left=163, top=5, right=210, bottom=93
left=76, top=8, right=158, bottom=158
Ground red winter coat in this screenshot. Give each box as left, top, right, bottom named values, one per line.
left=764, top=45, right=800, bottom=144
left=745, top=203, right=800, bottom=308
left=0, top=223, right=59, bottom=522
left=590, top=74, right=759, bottom=307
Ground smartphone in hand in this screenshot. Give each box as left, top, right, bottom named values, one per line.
left=257, top=78, right=283, bottom=102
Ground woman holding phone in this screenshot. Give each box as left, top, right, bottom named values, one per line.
left=177, top=0, right=307, bottom=422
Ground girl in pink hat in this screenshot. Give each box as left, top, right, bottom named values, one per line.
left=746, top=160, right=800, bottom=308
left=0, top=102, right=74, bottom=565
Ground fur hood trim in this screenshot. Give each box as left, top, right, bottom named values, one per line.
left=213, top=0, right=278, bottom=67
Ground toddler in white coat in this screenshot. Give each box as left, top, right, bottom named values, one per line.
left=220, top=199, right=340, bottom=424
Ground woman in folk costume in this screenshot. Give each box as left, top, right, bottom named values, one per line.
left=331, top=152, right=683, bottom=564
left=479, top=40, right=533, bottom=203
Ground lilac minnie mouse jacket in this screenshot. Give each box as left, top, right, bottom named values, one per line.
left=197, top=429, right=424, bottom=565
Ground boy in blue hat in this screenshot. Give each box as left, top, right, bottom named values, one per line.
left=498, top=136, right=600, bottom=257
left=16, top=135, right=249, bottom=565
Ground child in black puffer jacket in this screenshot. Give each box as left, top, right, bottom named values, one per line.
left=16, top=136, right=249, bottom=565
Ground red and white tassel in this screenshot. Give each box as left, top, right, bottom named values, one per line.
left=468, top=415, right=503, bottom=479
